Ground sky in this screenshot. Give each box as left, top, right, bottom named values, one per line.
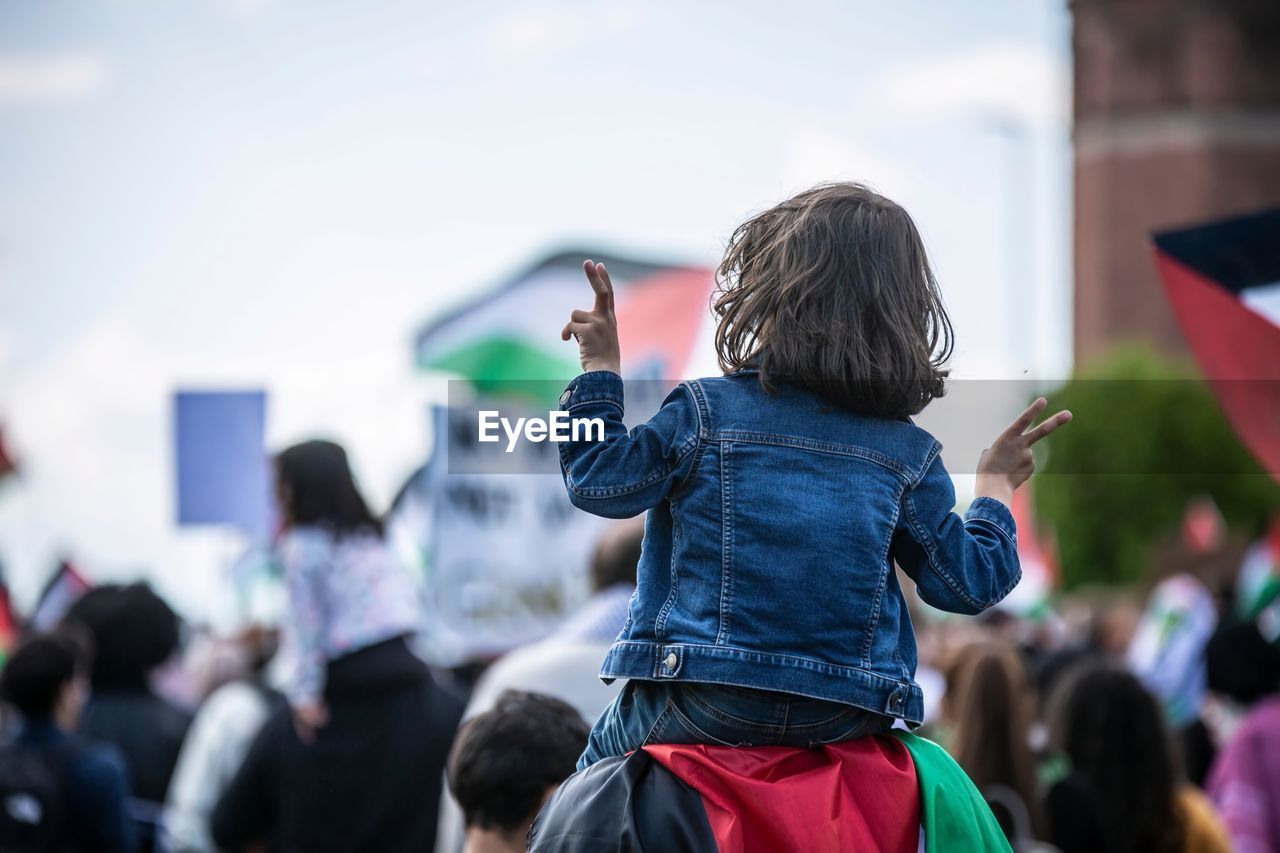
left=0, top=0, right=1072, bottom=620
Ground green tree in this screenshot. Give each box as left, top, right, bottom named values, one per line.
left=1034, top=346, right=1280, bottom=589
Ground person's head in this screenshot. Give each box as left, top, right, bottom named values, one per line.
left=1049, top=664, right=1185, bottom=853
left=63, top=582, right=181, bottom=693
left=713, top=182, right=953, bottom=419
left=590, top=517, right=644, bottom=592
left=275, top=439, right=382, bottom=537
left=447, top=690, right=589, bottom=852
left=1206, top=618, right=1280, bottom=706
left=944, top=641, right=1042, bottom=840
left=0, top=632, right=90, bottom=729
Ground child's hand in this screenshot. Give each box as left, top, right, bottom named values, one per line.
left=292, top=700, right=329, bottom=744
left=975, top=397, right=1072, bottom=508
left=561, top=260, right=621, bottom=375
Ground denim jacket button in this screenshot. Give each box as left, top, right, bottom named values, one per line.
left=664, top=653, right=678, bottom=670
left=559, top=388, right=572, bottom=407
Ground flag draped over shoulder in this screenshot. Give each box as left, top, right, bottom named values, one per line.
left=415, top=250, right=715, bottom=387
left=1154, top=209, right=1280, bottom=480
left=529, top=733, right=1010, bottom=853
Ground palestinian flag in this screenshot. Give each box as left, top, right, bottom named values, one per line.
left=0, top=572, right=18, bottom=668
left=1238, top=521, right=1280, bottom=644
left=1154, top=209, right=1280, bottom=480
left=30, top=560, right=92, bottom=633
left=530, top=733, right=1010, bottom=852
left=415, top=249, right=715, bottom=390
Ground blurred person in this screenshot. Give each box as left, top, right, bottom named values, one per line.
left=1133, top=573, right=1218, bottom=691
left=0, top=632, right=136, bottom=852
left=209, top=629, right=464, bottom=852
left=944, top=641, right=1044, bottom=847
left=1089, top=600, right=1143, bottom=658
left=462, top=516, right=643, bottom=721
left=557, top=183, right=1072, bottom=769
left=447, top=691, right=589, bottom=853
left=170, top=629, right=261, bottom=708
left=63, top=582, right=190, bottom=848
left=1203, top=616, right=1280, bottom=851
left=1046, top=664, right=1229, bottom=853
left=1182, top=616, right=1280, bottom=786
left=436, top=518, right=642, bottom=853
left=271, top=439, right=423, bottom=741
left=162, top=626, right=282, bottom=853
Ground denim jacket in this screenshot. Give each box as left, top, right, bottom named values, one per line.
left=557, top=369, right=1020, bottom=725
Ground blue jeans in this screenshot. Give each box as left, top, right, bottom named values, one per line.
left=578, top=680, right=894, bottom=770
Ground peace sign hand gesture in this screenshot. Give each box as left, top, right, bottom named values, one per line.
left=561, top=260, right=622, bottom=375
left=975, top=397, right=1072, bottom=507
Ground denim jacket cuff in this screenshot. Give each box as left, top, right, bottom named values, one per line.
left=560, top=371, right=624, bottom=414
left=964, top=496, right=1017, bottom=544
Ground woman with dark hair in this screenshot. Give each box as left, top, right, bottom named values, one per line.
left=272, top=439, right=421, bottom=738
left=64, top=582, right=190, bottom=851
left=210, top=439, right=462, bottom=853
left=945, top=641, right=1043, bottom=847
left=1045, top=664, right=1229, bottom=853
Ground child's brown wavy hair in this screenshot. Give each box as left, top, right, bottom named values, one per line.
left=713, top=182, right=953, bottom=419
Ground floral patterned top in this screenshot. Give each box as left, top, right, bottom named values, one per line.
left=279, top=526, right=422, bottom=707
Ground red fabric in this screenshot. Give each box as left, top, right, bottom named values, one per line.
left=616, top=268, right=714, bottom=377
left=1011, top=487, right=1058, bottom=585
left=1156, top=250, right=1280, bottom=481
left=644, top=736, right=920, bottom=853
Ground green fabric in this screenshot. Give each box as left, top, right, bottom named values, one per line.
left=892, top=731, right=1012, bottom=853
left=420, top=335, right=578, bottom=392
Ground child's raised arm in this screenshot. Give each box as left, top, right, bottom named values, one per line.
left=561, top=260, right=622, bottom=375
left=557, top=260, right=701, bottom=519
left=975, top=397, right=1072, bottom=508
left=892, top=399, right=1071, bottom=615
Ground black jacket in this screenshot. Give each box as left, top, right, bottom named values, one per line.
left=211, top=637, right=464, bottom=853
left=78, top=690, right=191, bottom=805
left=12, top=719, right=137, bottom=852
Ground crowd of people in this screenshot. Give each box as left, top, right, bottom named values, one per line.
left=2, top=184, right=1278, bottom=852
left=0, top=444, right=1274, bottom=851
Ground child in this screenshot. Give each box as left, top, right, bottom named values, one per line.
left=274, top=439, right=423, bottom=741
left=558, top=183, right=1071, bottom=769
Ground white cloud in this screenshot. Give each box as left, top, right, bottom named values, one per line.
left=781, top=130, right=914, bottom=199
left=878, top=43, right=1068, bottom=128
left=0, top=316, right=168, bottom=606
left=0, top=54, right=107, bottom=105
left=0, top=328, right=14, bottom=373
left=480, top=3, right=643, bottom=62
left=211, top=0, right=279, bottom=23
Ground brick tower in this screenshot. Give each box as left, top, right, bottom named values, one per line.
left=1072, top=0, right=1280, bottom=365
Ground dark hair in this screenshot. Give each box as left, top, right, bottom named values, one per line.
left=0, top=633, right=88, bottom=718
left=590, top=523, right=644, bottom=592
left=275, top=440, right=382, bottom=537
left=447, top=690, right=589, bottom=834
left=1049, top=664, right=1185, bottom=853
left=63, top=582, right=181, bottom=692
left=946, top=642, right=1043, bottom=840
left=714, top=182, right=953, bottom=418
left=1206, top=619, right=1280, bottom=704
